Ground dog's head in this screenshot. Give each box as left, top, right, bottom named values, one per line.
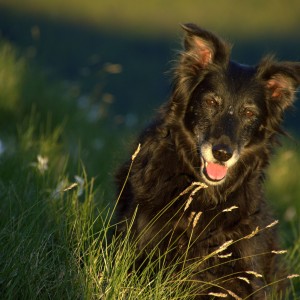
left=171, top=24, right=300, bottom=186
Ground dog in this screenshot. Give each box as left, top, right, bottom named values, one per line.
left=115, top=24, right=300, bottom=299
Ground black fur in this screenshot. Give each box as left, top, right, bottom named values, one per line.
left=115, top=24, right=300, bottom=299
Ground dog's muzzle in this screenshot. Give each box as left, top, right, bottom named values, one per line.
left=200, top=142, right=239, bottom=185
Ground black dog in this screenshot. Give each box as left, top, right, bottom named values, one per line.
left=115, top=24, right=300, bottom=299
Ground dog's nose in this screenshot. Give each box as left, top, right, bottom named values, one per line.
left=212, top=144, right=233, bottom=162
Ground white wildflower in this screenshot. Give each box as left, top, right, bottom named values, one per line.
left=74, top=175, right=84, bottom=197
left=31, top=155, right=49, bottom=174
left=37, top=155, right=49, bottom=173
left=51, top=178, right=69, bottom=199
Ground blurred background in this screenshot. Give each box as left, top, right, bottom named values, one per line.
left=1, top=0, right=300, bottom=116
left=0, top=1, right=300, bottom=297
left=0, top=0, right=299, bottom=207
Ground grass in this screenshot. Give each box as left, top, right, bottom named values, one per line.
left=0, top=37, right=299, bottom=299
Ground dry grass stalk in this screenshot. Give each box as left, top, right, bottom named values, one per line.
left=287, top=274, right=300, bottom=279
left=131, top=143, right=141, bottom=161
left=213, top=240, right=234, bottom=255
left=218, top=252, right=233, bottom=258
left=183, top=182, right=208, bottom=211
left=179, top=181, right=207, bottom=197
left=244, top=226, right=259, bottom=239
left=222, top=206, right=238, bottom=212
left=266, top=220, right=279, bottom=228
left=245, top=271, right=263, bottom=278
left=63, top=182, right=78, bottom=191
left=184, top=196, right=193, bottom=211
left=192, top=211, right=203, bottom=228
left=271, top=250, right=288, bottom=255
left=227, top=290, right=242, bottom=300
left=188, top=211, right=196, bottom=226
left=237, top=277, right=250, bottom=284
left=208, top=292, right=228, bottom=297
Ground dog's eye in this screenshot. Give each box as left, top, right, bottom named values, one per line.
left=244, top=109, right=255, bottom=118
left=206, top=98, right=218, bottom=107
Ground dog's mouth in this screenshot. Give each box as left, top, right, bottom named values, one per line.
left=199, top=142, right=239, bottom=185
left=201, top=157, right=228, bottom=184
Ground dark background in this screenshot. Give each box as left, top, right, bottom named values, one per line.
left=1, top=3, right=300, bottom=131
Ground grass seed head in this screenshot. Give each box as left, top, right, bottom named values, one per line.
left=131, top=143, right=141, bottom=161
left=208, top=292, right=228, bottom=297
left=244, top=226, right=259, bottom=239
left=188, top=211, right=196, bottom=225
left=192, top=211, right=202, bottom=228
left=237, top=277, right=250, bottom=284
left=214, top=240, right=234, bottom=254
left=271, top=250, right=288, bottom=255
left=184, top=196, right=193, bottom=211
left=218, top=252, right=233, bottom=258
left=266, top=220, right=279, bottom=228
left=227, top=290, right=242, bottom=300
left=63, top=182, right=78, bottom=192
left=222, top=206, right=238, bottom=212
left=245, top=271, right=263, bottom=278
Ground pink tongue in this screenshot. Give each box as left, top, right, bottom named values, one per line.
left=206, top=162, right=227, bottom=180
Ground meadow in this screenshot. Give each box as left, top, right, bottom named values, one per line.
left=0, top=1, right=300, bottom=299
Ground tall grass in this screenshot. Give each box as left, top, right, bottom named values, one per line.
left=1, top=129, right=299, bottom=299
left=0, top=40, right=299, bottom=299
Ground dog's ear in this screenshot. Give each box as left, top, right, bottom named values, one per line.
left=258, top=57, right=300, bottom=111
left=181, top=23, right=230, bottom=67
